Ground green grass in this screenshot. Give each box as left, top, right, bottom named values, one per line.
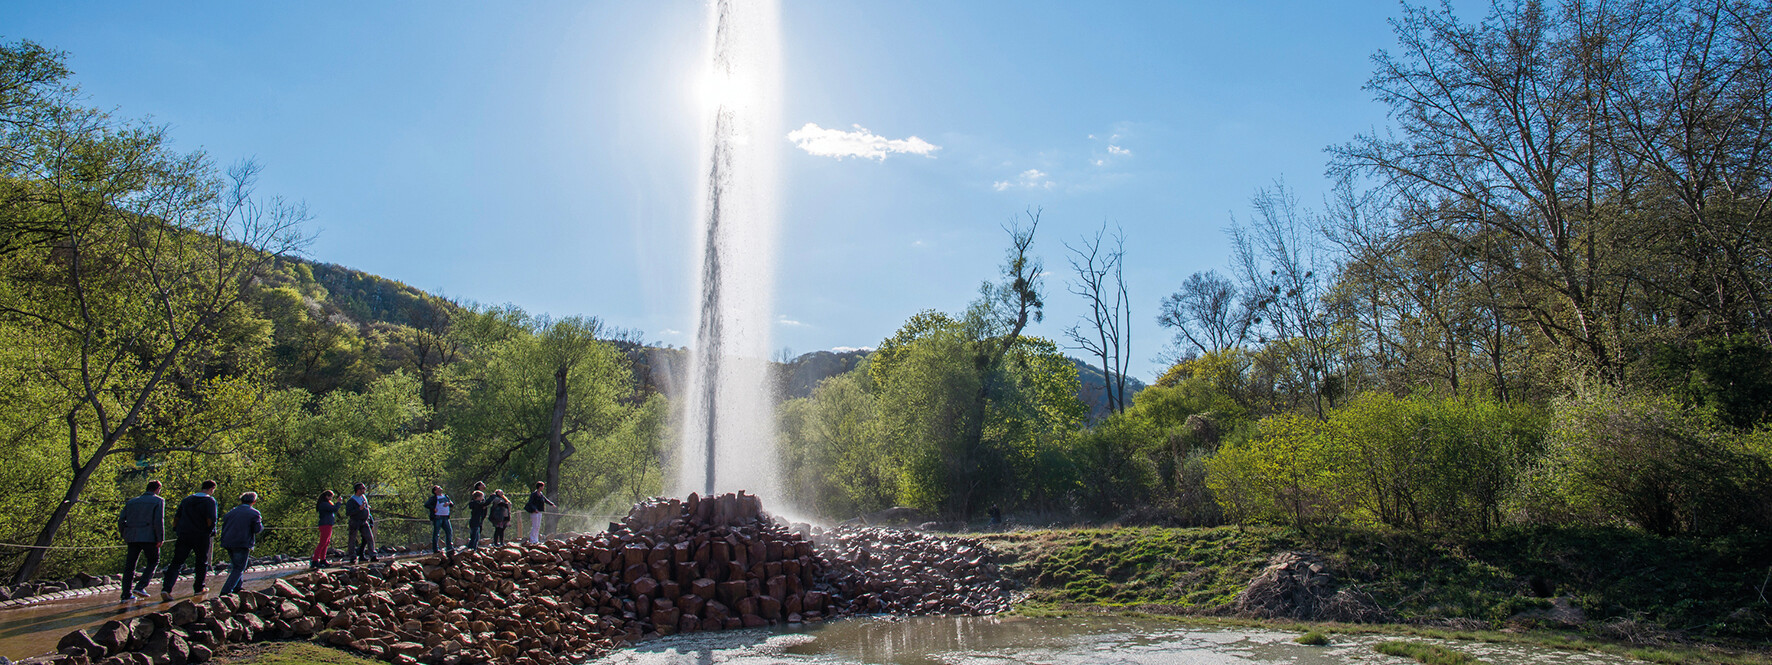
left=212, top=642, right=383, bottom=665
left=1296, top=630, right=1331, bottom=645
left=978, top=525, right=1772, bottom=643
left=1375, top=641, right=1484, bottom=665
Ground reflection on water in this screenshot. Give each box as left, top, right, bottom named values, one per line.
left=591, top=615, right=1639, bottom=665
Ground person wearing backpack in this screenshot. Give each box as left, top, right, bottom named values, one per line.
left=487, top=489, right=512, bottom=546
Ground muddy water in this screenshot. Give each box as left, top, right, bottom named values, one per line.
left=592, top=615, right=1638, bottom=665
left=0, top=564, right=316, bottom=660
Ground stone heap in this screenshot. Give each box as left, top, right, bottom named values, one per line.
left=816, top=526, right=1011, bottom=615
left=48, top=492, right=1009, bottom=665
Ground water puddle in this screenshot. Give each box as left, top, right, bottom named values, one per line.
left=591, top=615, right=1640, bottom=665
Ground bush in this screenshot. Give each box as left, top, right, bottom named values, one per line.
left=1530, top=388, right=1772, bottom=536
left=1205, top=392, right=1542, bottom=531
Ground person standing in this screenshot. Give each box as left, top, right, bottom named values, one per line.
left=161, top=480, right=219, bottom=601
left=216, top=492, right=263, bottom=596
left=424, top=485, right=455, bottom=554
left=313, top=490, right=340, bottom=568
left=488, top=489, right=512, bottom=546
left=466, top=490, right=489, bottom=549
left=344, top=483, right=377, bottom=563
left=117, top=480, right=165, bottom=602
left=523, top=481, right=555, bottom=544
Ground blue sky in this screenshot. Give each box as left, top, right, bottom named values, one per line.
left=3, top=2, right=1476, bottom=381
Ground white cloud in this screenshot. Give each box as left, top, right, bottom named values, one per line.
left=660, top=328, right=682, bottom=336
left=1108, top=145, right=1131, bottom=156
left=786, top=123, right=939, bottom=161
left=776, top=316, right=808, bottom=327
left=1092, top=159, right=1106, bottom=167
left=831, top=346, right=875, bottom=353
left=994, top=168, right=1055, bottom=191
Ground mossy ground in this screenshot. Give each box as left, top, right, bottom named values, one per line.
left=211, top=642, right=384, bottom=665
left=978, top=525, right=1772, bottom=656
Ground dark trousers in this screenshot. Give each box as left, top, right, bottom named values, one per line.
left=467, top=519, right=484, bottom=549
left=430, top=517, right=454, bottom=552
left=218, top=548, right=250, bottom=596
left=122, top=542, right=159, bottom=595
left=161, top=535, right=211, bottom=593
left=492, top=523, right=507, bottom=546
left=348, top=522, right=375, bottom=561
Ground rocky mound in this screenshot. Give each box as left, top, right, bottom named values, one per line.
left=48, top=493, right=1008, bottom=665
left=1230, top=551, right=1382, bottom=622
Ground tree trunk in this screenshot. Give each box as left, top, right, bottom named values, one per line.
left=12, top=412, right=107, bottom=584
left=545, top=365, right=569, bottom=533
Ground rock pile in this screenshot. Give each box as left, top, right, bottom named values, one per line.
left=816, top=526, right=1011, bottom=615
left=1231, top=551, right=1381, bottom=622
left=47, top=493, right=1010, bottom=665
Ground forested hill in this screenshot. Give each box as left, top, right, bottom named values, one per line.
left=767, top=348, right=1143, bottom=416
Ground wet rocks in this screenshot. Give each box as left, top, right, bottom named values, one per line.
left=49, top=492, right=1011, bottom=665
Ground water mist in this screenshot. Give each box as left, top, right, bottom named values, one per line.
left=679, top=0, right=781, bottom=498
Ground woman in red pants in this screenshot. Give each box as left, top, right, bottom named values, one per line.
left=313, top=490, right=340, bottom=568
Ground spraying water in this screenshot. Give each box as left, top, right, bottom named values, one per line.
left=680, top=0, right=781, bottom=497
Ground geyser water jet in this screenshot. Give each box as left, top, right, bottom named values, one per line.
left=680, top=0, right=781, bottom=497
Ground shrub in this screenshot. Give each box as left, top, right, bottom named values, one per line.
left=1532, top=388, right=1772, bottom=536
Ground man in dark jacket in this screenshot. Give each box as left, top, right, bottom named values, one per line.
left=466, top=489, right=489, bottom=549
left=216, top=492, right=263, bottom=596
left=344, top=483, right=377, bottom=563
left=523, top=481, right=555, bottom=544
left=161, top=479, right=220, bottom=601
left=117, top=480, right=164, bottom=602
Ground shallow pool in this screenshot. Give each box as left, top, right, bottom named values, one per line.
left=590, top=615, right=1636, bottom=665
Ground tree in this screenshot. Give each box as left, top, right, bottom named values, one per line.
left=447, top=308, right=634, bottom=531
left=1158, top=270, right=1254, bottom=356
left=0, top=42, right=305, bottom=581
left=1064, top=222, right=1132, bottom=414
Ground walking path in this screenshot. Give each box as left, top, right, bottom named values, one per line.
left=0, top=559, right=413, bottom=661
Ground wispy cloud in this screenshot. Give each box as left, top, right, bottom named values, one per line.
left=993, top=169, right=1055, bottom=191
left=660, top=328, right=682, bottom=336
left=1107, top=145, right=1131, bottom=156
left=831, top=346, right=874, bottom=353
left=776, top=315, right=808, bottom=328
left=786, top=123, right=939, bottom=161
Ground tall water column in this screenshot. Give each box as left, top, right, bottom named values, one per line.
left=680, top=0, right=781, bottom=497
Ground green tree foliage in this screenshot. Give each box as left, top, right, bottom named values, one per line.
left=0, top=41, right=666, bottom=579
left=1528, top=387, right=1772, bottom=536
left=1207, top=393, right=1543, bottom=530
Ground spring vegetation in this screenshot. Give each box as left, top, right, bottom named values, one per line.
left=1, top=0, right=1771, bottom=651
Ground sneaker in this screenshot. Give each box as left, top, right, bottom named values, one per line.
left=193, top=585, right=206, bottom=594
left=120, top=595, right=133, bottom=603
left=131, top=589, right=150, bottom=598
left=160, top=592, right=174, bottom=602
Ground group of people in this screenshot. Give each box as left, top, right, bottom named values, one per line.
left=115, top=480, right=263, bottom=603
left=401, top=480, right=557, bottom=558
left=115, top=478, right=560, bottom=603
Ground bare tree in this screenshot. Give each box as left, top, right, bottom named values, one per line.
left=1158, top=270, right=1255, bottom=356
left=1064, top=223, right=1132, bottom=414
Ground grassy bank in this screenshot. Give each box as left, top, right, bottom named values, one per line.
left=978, top=525, right=1772, bottom=645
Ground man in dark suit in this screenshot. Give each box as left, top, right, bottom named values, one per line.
left=160, top=479, right=220, bottom=601
left=116, top=480, right=164, bottom=602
